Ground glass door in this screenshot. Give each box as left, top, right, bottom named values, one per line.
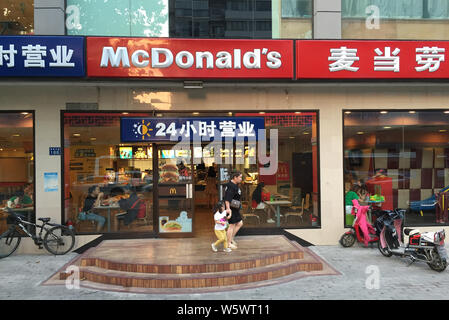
left=155, top=144, right=194, bottom=236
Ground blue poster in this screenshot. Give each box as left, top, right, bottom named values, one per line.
left=0, top=36, right=85, bottom=77
left=44, top=172, right=58, bottom=192
left=121, top=117, right=265, bottom=142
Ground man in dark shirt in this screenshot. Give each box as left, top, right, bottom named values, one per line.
left=224, top=171, right=243, bottom=250
left=79, top=185, right=106, bottom=232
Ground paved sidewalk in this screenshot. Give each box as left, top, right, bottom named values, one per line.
left=1, top=244, right=448, bottom=300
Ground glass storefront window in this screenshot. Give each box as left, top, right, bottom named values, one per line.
left=63, top=113, right=154, bottom=234
left=63, top=111, right=320, bottom=235
left=342, top=0, right=449, bottom=40
left=170, top=0, right=272, bottom=38
left=273, top=0, right=312, bottom=39
left=1, top=0, right=34, bottom=35
left=66, top=0, right=169, bottom=36
left=344, top=110, right=449, bottom=228
left=0, top=112, right=34, bottom=235
left=64, top=0, right=313, bottom=39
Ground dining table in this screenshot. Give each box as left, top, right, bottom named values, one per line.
left=94, top=203, right=121, bottom=232
left=263, top=200, right=292, bottom=227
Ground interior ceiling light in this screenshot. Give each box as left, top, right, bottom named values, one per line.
left=357, top=131, right=364, bottom=135
left=409, top=111, right=416, bottom=114
left=383, top=126, right=391, bottom=129
left=380, top=111, right=388, bottom=114
left=445, top=111, right=449, bottom=114
left=344, top=111, right=351, bottom=114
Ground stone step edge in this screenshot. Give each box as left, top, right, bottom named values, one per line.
left=75, top=259, right=323, bottom=288
left=78, top=250, right=304, bottom=274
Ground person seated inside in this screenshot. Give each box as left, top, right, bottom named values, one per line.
left=116, top=187, right=141, bottom=227
left=7, top=189, right=33, bottom=208
left=345, top=184, right=362, bottom=226
left=78, top=185, right=106, bottom=232
left=251, top=182, right=276, bottom=223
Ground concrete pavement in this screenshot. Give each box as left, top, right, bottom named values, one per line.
left=1, top=243, right=448, bottom=300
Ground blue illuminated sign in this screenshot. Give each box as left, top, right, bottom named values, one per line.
left=121, top=117, right=265, bottom=142
left=0, top=36, right=85, bottom=77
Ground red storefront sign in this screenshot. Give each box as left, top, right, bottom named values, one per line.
left=297, top=40, right=449, bottom=79
left=87, top=37, right=293, bottom=79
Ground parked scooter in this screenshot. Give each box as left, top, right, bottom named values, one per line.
left=340, top=200, right=379, bottom=247
left=375, top=208, right=447, bottom=272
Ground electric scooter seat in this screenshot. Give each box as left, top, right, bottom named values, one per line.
left=404, top=228, right=420, bottom=236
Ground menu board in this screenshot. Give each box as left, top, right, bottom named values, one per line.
left=119, top=147, right=133, bottom=159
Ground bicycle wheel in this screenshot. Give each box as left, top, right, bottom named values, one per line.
left=0, top=227, right=21, bottom=259
left=43, top=226, right=75, bottom=255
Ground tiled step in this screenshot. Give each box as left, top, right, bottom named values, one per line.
left=77, top=258, right=322, bottom=288
left=79, top=249, right=304, bottom=274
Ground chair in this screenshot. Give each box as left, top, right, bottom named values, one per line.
left=303, top=193, right=311, bottom=212
left=74, top=193, right=96, bottom=232
left=242, top=211, right=260, bottom=224
left=285, top=198, right=305, bottom=223
left=137, top=201, right=152, bottom=225
left=242, top=201, right=261, bottom=225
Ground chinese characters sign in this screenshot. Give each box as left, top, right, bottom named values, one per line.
left=121, top=117, right=265, bottom=142
left=296, top=40, right=449, bottom=79
left=87, top=37, right=293, bottom=79
left=7, top=37, right=449, bottom=80
left=0, top=36, right=85, bottom=77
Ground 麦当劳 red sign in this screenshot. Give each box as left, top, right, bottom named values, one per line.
left=297, top=40, right=449, bottom=79
left=87, top=37, right=293, bottom=79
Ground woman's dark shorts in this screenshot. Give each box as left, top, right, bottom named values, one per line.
left=228, top=210, right=243, bottom=224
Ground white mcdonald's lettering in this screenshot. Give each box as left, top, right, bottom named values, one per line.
left=99, top=46, right=282, bottom=69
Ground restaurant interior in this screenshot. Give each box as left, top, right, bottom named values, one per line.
left=0, top=112, right=35, bottom=235
left=344, top=110, right=449, bottom=227
left=63, top=111, right=319, bottom=236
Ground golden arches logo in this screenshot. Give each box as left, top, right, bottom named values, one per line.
left=169, top=188, right=177, bottom=195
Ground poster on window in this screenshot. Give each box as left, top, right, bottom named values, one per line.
left=277, top=162, right=290, bottom=181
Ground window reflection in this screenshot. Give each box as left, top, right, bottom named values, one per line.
left=0, top=112, right=34, bottom=235
left=344, top=110, right=449, bottom=227
left=1, top=0, right=34, bottom=35
left=342, top=0, right=449, bottom=40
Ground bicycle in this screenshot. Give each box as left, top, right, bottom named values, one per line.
left=0, top=208, right=75, bottom=259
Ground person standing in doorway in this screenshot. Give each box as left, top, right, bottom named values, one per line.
left=224, top=171, right=243, bottom=250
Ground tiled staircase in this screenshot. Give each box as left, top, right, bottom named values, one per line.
left=55, top=236, right=326, bottom=293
